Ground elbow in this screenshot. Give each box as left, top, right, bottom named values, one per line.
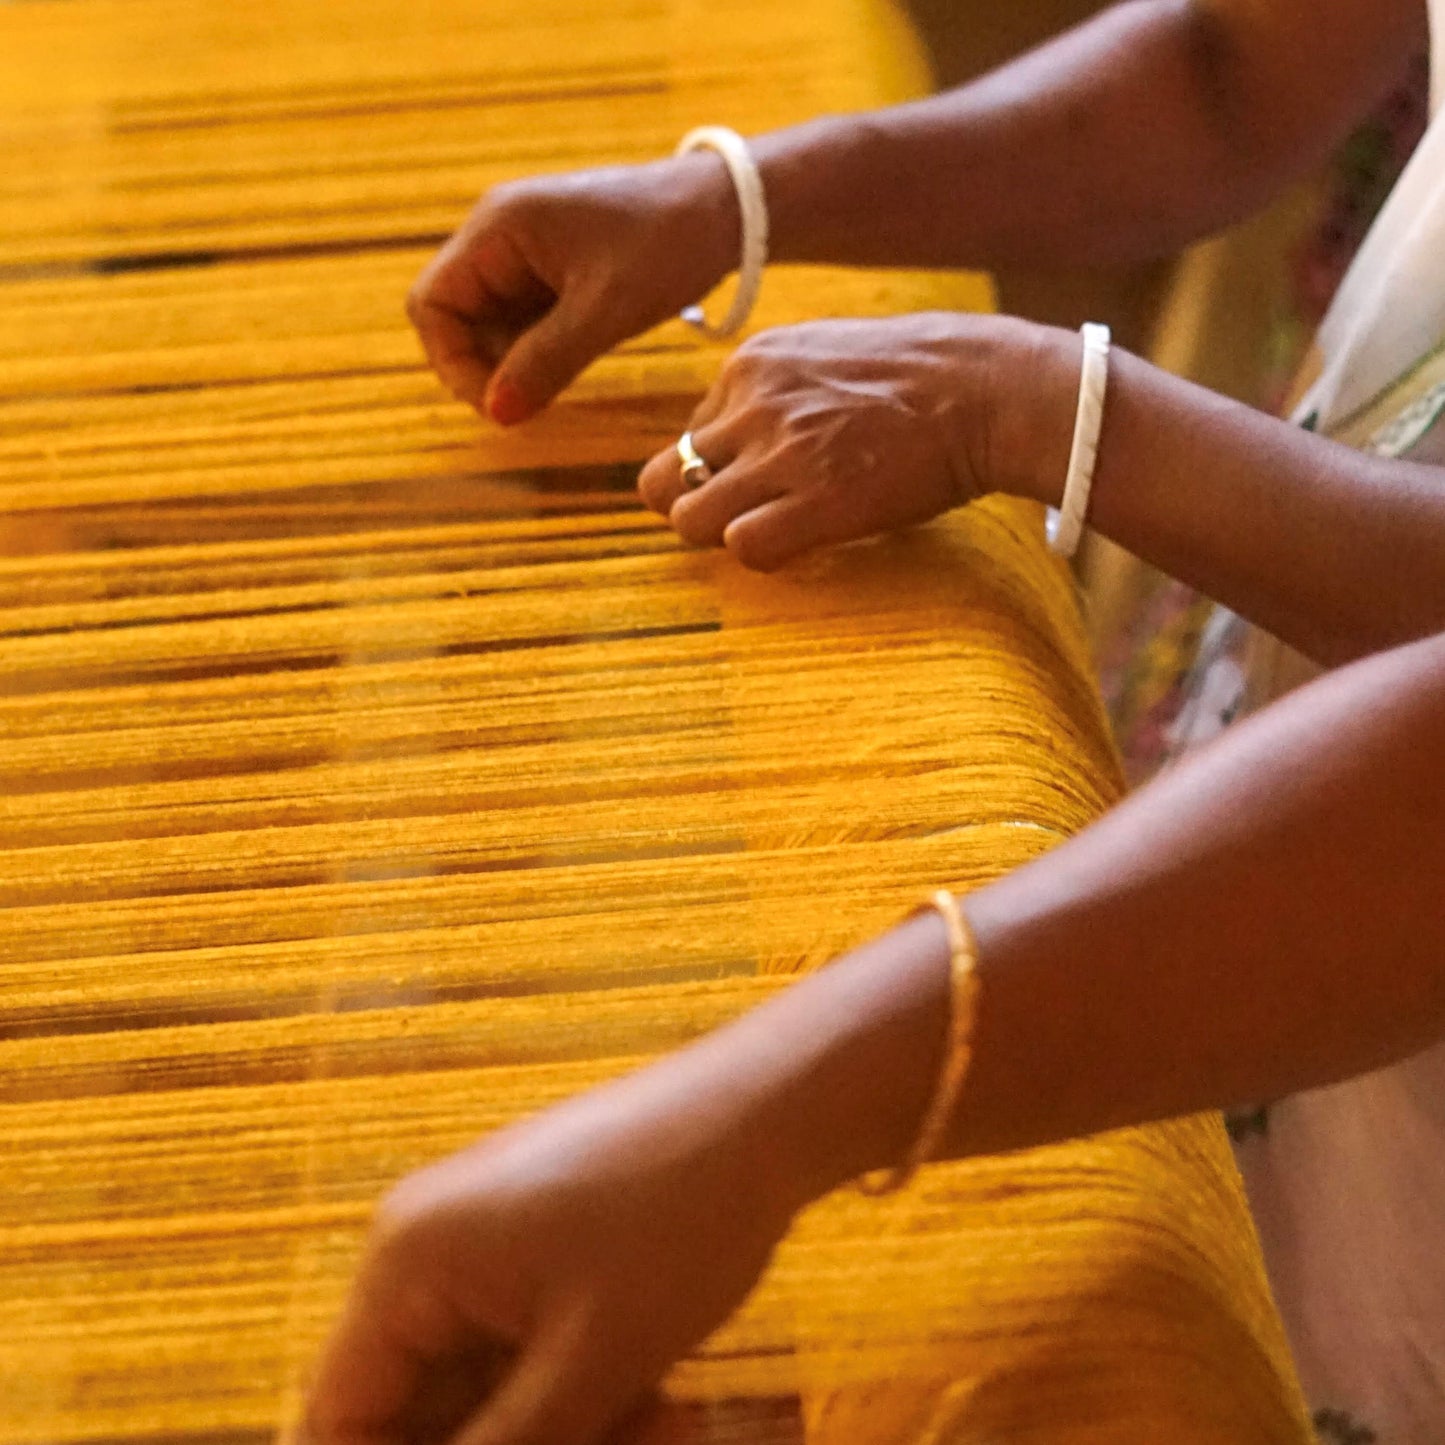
left=1167, top=0, right=1308, bottom=223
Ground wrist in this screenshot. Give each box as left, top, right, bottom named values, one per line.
left=746, top=114, right=874, bottom=265
left=983, top=319, right=1086, bottom=505
left=661, top=150, right=745, bottom=298
left=722, top=914, right=955, bottom=1208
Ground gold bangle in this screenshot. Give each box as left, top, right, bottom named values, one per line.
left=857, top=889, right=981, bottom=1196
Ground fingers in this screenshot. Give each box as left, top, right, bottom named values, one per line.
left=406, top=298, right=500, bottom=417
left=409, top=257, right=607, bottom=428
left=637, top=412, right=804, bottom=561
left=448, top=1305, right=637, bottom=1445
left=410, top=205, right=611, bottom=426
left=721, top=489, right=837, bottom=573
left=301, top=1275, right=434, bottom=1445
left=408, top=224, right=553, bottom=416
left=487, top=297, right=609, bottom=426
left=635, top=368, right=751, bottom=520
left=636, top=419, right=727, bottom=519
left=637, top=414, right=786, bottom=542
left=669, top=448, right=788, bottom=548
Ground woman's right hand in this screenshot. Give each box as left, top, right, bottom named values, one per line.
left=407, top=156, right=741, bottom=426
left=297, top=1035, right=813, bottom=1445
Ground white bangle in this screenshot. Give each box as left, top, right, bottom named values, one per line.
left=674, top=125, right=769, bottom=340
left=1047, top=322, right=1111, bottom=558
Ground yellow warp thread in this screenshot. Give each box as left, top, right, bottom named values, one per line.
left=0, top=0, right=1311, bottom=1441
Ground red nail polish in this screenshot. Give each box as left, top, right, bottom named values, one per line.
left=487, top=378, right=530, bottom=427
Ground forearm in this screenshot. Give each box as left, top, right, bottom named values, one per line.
left=749, top=0, right=1422, bottom=271
left=957, top=630, right=1445, bottom=1156
left=723, top=630, right=1445, bottom=1207
left=990, top=321, right=1445, bottom=664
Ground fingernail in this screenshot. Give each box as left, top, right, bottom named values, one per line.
left=487, top=378, right=530, bottom=427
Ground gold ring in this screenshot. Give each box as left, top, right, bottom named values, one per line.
left=675, top=431, right=713, bottom=491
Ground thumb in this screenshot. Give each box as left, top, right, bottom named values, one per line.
left=485, top=298, right=609, bottom=427
left=447, top=1302, right=633, bottom=1445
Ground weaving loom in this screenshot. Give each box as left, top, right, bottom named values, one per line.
left=0, top=0, right=1313, bottom=1440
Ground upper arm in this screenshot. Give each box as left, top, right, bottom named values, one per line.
left=1180, top=0, right=1429, bottom=186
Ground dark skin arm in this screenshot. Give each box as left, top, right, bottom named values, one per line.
left=406, top=0, right=1428, bottom=421
left=753, top=0, right=1427, bottom=270
left=302, top=630, right=1445, bottom=1445
left=789, top=627, right=1445, bottom=1184
left=1014, top=330, right=1445, bottom=667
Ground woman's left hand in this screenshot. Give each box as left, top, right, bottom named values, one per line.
left=638, top=312, right=1026, bottom=572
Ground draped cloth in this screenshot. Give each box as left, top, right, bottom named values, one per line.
left=0, top=0, right=1312, bottom=1441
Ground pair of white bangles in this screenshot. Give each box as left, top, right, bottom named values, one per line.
left=672, top=125, right=1109, bottom=558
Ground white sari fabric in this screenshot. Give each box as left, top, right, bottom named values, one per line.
left=1181, top=7, right=1445, bottom=1441
left=1294, top=5, right=1445, bottom=462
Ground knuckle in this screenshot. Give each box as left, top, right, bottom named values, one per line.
left=740, top=325, right=782, bottom=352
left=466, top=192, right=520, bottom=250
left=722, top=345, right=764, bottom=385
left=370, top=1180, right=430, bottom=1256
left=363, top=1195, right=464, bottom=1323
left=483, top=178, right=527, bottom=217
left=725, top=337, right=802, bottom=395
left=485, top=180, right=548, bottom=238
left=738, top=326, right=794, bottom=364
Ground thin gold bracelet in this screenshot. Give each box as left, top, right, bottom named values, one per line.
left=857, top=890, right=981, bottom=1196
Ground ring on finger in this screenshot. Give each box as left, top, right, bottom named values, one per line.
left=675, top=431, right=714, bottom=491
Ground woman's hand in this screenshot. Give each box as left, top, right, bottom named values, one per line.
left=297, top=914, right=959, bottom=1445
left=637, top=313, right=1030, bottom=573
left=299, top=1046, right=806, bottom=1445
left=407, top=156, right=741, bottom=425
